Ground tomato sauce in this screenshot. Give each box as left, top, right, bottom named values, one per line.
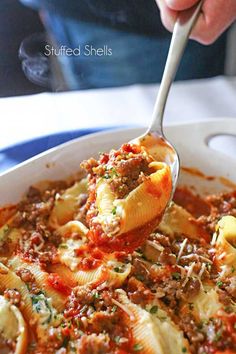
left=0, top=205, right=16, bottom=227
left=47, top=273, right=71, bottom=295
left=88, top=217, right=161, bottom=253
left=174, top=186, right=211, bottom=218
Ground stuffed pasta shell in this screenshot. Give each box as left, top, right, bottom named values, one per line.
left=82, top=143, right=172, bottom=249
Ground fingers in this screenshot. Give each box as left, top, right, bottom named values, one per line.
left=165, top=0, right=199, bottom=11
left=156, top=0, right=236, bottom=45
left=156, top=0, right=177, bottom=33
left=190, top=0, right=236, bottom=44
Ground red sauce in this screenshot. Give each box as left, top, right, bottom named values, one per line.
left=75, top=243, right=105, bottom=271
left=174, top=186, right=211, bottom=218
left=181, top=167, right=215, bottom=181
left=80, top=256, right=102, bottom=271
left=47, top=273, right=71, bottom=295
left=218, top=313, right=236, bottom=339
left=120, top=143, right=141, bottom=154
left=99, top=153, right=109, bottom=164
left=88, top=217, right=161, bottom=253
left=0, top=205, right=16, bottom=227
left=201, top=314, right=236, bottom=354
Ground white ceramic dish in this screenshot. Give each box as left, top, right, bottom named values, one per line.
left=0, top=119, right=236, bottom=206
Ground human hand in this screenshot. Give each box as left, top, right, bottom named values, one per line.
left=156, top=0, right=236, bottom=44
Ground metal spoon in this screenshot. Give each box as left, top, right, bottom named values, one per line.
left=132, top=1, right=203, bottom=198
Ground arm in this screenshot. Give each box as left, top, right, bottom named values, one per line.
left=156, top=0, right=236, bottom=44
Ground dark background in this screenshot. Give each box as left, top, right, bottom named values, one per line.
left=0, top=0, right=44, bottom=97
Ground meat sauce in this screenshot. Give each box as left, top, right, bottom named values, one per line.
left=0, top=164, right=236, bottom=354
left=174, top=186, right=211, bottom=218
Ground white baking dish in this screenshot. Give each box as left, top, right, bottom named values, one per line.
left=0, top=119, right=235, bottom=206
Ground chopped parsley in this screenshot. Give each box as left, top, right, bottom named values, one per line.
left=172, top=272, right=181, bottom=280
left=136, top=274, right=145, bottom=281
left=213, top=330, right=222, bottom=342
left=216, top=281, right=223, bottom=288
left=62, top=336, right=69, bottom=348
left=93, top=292, right=101, bottom=299
left=182, top=348, right=187, bottom=353
left=114, top=267, right=123, bottom=273
left=158, top=316, right=167, bottom=321
left=150, top=306, right=158, bottom=314
left=231, top=266, right=235, bottom=273
left=102, top=174, right=111, bottom=179
left=74, top=317, right=80, bottom=328
left=133, top=343, right=143, bottom=351
left=112, top=207, right=117, bottom=215
left=188, top=303, right=194, bottom=311
left=59, top=243, right=68, bottom=249
left=206, top=263, right=212, bottom=271
left=114, top=336, right=121, bottom=344
left=111, top=305, right=117, bottom=313
left=31, top=291, right=53, bottom=325
left=2, top=225, right=10, bottom=236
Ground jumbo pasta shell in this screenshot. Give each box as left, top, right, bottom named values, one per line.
left=215, top=216, right=236, bottom=268
left=116, top=290, right=190, bottom=354
left=96, top=162, right=171, bottom=237
left=49, top=178, right=88, bottom=228
left=115, top=162, right=171, bottom=235
left=0, top=295, right=28, bottom=354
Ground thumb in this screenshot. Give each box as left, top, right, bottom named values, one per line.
left=166, top=0, right=200, bottom=11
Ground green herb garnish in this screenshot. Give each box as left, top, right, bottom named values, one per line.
left=172, top=272, right=181, bottom=280
left=59, top=243, right=68, bottom=249
left=114, top=336, right=121, bottom=344
left=188, top=303, right=194, bottom=311
left=214, top=330, right=222, bottom=342
left=62, top=336, right=69, bottom=348
left=112, top=305, right=117, bottom=313
left=93, top=292, right=101, bottom=299
left=112, top=207, right=117, bottom=215
left=136, top=274, right=145, bottom=281
left=133, top=343, right=143, bottom=351
left=150, top=306, right=158, bottom=314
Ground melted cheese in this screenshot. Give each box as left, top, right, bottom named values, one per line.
left=192, top=289, right=222, bottom=321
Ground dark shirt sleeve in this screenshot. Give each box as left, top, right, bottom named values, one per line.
left=20, top=0, right=168, bottom=37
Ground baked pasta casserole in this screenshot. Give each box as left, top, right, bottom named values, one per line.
left=0, top=143, right=235, bottom=354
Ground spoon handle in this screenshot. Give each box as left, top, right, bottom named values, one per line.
left=148, top=0, right=203, bottom=134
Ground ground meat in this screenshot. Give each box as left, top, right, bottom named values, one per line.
left=217, top=289, right=233, bottom=307
left=90, top=312, right=118, bottom=334
left=27, top=186, right=42, bottom=203
left=4, top=288, right=21, bottom=305
left=82, top=144, right=154, bottom=200
left=76, top=333, right=110, bottom=354
left=183, top=278, right=201, bottom=299
left=80, top=158, right=99, bottom=175
left=178, top=313, right=205, bottom=352
left=151, top=233, right=170, bottom=247
left=225, top=276, right=236, bottom=298
left=197, top=191, right=236, bottom=233
left=109, top=156, right=152, bottom=199
left=65, top=287, right=115, bottom=319
left=18, top=229, right=57, bottom=265
left=16, top=267, right=35, bottom=283
left=127, top=277, right=153, bottom=305
left=159, top=248, right=176, bottom=265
